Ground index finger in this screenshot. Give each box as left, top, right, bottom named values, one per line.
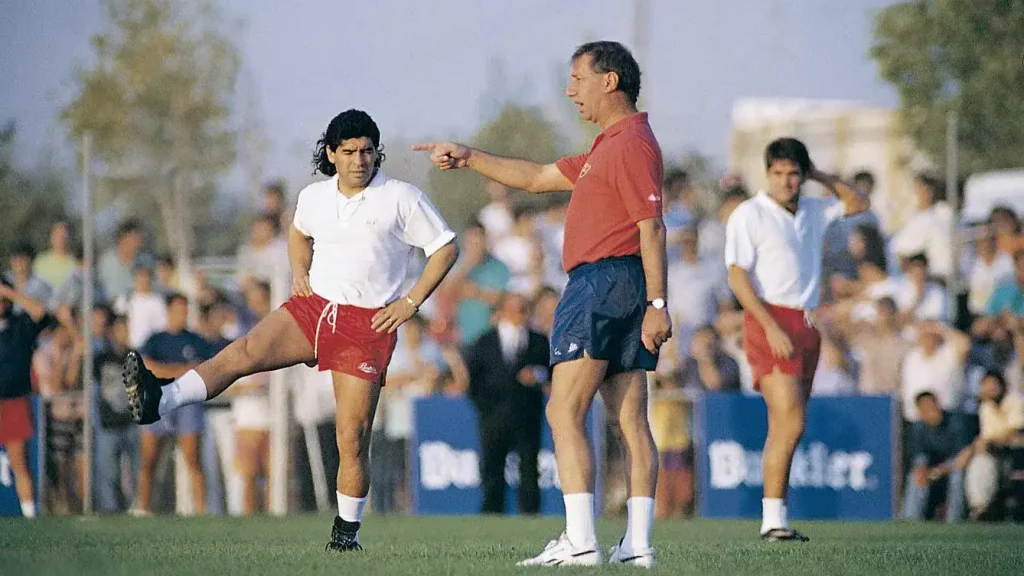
left=411, top=142, right=438, bottom=152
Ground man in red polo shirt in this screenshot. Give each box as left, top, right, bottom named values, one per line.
left=416, top=40, right=670, bottom=568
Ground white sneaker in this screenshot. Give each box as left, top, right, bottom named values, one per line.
left=608, top=538, right=656, bottom=568
left=128, top=507, right=152, bottom=518
left=516, top=533, right=601, bottom=567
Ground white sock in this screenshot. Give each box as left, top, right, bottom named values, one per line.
left=623, top=496, right=654, bottom=551
left=761, top=498, right=787, bottom=533
left=20, top=501, right=36, bottom=518
left=563, top=493, right=597, bottom=549
left=158, top=370, right=208, bottom=417
left=337, top=491, right=367, bottom=524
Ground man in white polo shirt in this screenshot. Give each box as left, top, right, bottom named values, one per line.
left=122, top=110, right=459, bottom=551
left=725, top=137, right=868, bottom=542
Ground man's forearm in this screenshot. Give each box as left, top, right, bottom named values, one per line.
left=466, top=150, right=549, bottom=193
left=288, top=227, right=313, bottom=278
left=810, top=169, right=870, bottom=214
left=638, top=218, right=667, bottom=301
left=407, top=242, right=459, bottom=307
left=727, top=266, right=778, bottom=331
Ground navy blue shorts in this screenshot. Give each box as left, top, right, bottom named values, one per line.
left=549, top=256, right=657, bottom=375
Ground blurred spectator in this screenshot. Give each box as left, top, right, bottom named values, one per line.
left=966, top=231, right=1014, bottom=316
left=50, top=243, right=106, bottom=313
left=34, top=305, right=86, bottom=514
left=964, top=371, right=1024, bottom=518
left=236, top=213, right=289, bottom=290
left=651, top=376, right=692, bottom=519
left=838, top=225, right=900, bottom=322
left=698, top=186, right=748, bottom=267
left=897, top=253, right=949, bottom=323
left=6, top=243, right=52, bottom=311
left=99, top=219, right=150, bottom=301
left=984, top=250, right=1024, bottom=317
left=536, top=200, right=569, bottom=291
left=493, top=205, right=543, bottom=296
left=114, top=267, right=167, bottom=349
left=0, top=280, right=49, bottom=518
left=811, top=337, right=858, bottom=396
left=154, top=253, right=180, bottom=295
left=891, top=174, right=954, bottom=280
left=465, top=293, right=548, bottom=515
left=134, top=293, right=211, bottom=516
left=677, top=325, right=740, bottom=392
left=989, top=206, right=1024, bottom=257
left=451, top=221, right=510, bottom=346
left=662, top=169, right=696, bottom=239
left=478, top=180, right=514, bottom=250
left=93, top=314, right=140, bottom=514
left=901, top=322, right=971, bottom=422
left=666, top=227, right=731, bottom=359
left=375, top=315, right=449, bottom=513
left=846, top=297, right=911, bottom=395
left=262, top=180, right=286, bottom=225
left=822, top=171, right=883, bottom=286
left=901, top=391, right=971, bottom=522
left=33, top=221, right=76, bottom=290
left=531, top=286, right=560, bottom=336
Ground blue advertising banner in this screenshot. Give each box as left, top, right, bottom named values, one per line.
left=0, top=396, right=43, bottom=517
left=696, top=393, right=895, bottom=520
left=410, top=396, right=603, bottom=516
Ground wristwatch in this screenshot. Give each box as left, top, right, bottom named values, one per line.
left=647, top=298, right=666, bottom=310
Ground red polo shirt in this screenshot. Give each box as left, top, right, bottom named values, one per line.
left=555, top=112, right=664, bottom=272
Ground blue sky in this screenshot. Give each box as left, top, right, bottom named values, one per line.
left=1, top=0, right=899, bottom=194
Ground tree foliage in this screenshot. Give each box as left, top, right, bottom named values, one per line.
left=61, top=0, right=239, bottom=265
left=0, top=123, right=71, bottom=265
left=871, top=0, right=1024, bottom=173
left=426, top=103, right=570, bottom=231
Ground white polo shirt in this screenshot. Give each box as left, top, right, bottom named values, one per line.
left=724, top=191, right=842, bottom=310
left=293, top=170, right=455, bottom=308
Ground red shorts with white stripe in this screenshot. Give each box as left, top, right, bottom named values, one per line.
left=282, top=293, right=398, bottom=384
left=742, top=303, right=821, bottom=391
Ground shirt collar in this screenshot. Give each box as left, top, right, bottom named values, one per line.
left=592, top=112, right=649, bottom=148
left=333, top=169, right=386, bottom=203
left=756, top=189, right=805, bottom=216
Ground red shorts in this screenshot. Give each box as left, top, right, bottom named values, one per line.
left=0, top=396, right=34, bottom=444
left=742, top=304, right=821, bottom=391
left=282, top=294, right=399, bottom=384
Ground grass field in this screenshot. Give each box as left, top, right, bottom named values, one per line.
left=2, top=515, right=1024, bottom=575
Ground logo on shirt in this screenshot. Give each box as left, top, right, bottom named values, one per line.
left=648, top=193, right=661, bottom=202
left=578, top=163, right=592, bottom=179
left=567, top=342, right=579, bottom=354
left=357, top=362, right=377, bottom=375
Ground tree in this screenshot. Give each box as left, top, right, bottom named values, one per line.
left=62, top=0, right=240, bottom=267
left=871, top=0, right=1024, bottom=173
left=0, top=123, right=71, bottom=265
left=426, top=103, right=570, bottom=231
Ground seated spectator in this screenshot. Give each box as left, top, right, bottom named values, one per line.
left=895, top=253, right=949, bottom=323
left=989, top=206, right=1024, bottom=258
left=811, top=337, right=858, bottom=396
left=902, top=391, right=972, bottom=522
left=901, top=322, right=971, bottom=422
left=846, top=297, right=911, bottom=396
left=891, top=174, right=954, bottom=281
left=966, top=231, right=1013, bottom=317
left=33, top=221, right=76, bottom=291
left=985, top=250, right=1024, bottom=317
left=963, top=371, right=1024, bottom=518
left=676, top=325, right=740, bottom=392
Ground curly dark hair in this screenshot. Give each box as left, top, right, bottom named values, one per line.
left=312, top=109, right=385, bottom=176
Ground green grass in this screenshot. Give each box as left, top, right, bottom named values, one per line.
left=2, top=515, right=1023, bottom=575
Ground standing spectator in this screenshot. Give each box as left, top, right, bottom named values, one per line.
left=451, top=221, right=510, bottom=346
left=465, top=293, right=549, bottom=515
left=493, top=206, right=543, bottom=296
left=50, top=243, right=106, bottom=312
left=262, top=180, right=286, bottom=225
left=98, top=219, right=149, bottom=303
left=662, top=169, right=696, bottom=240
left=901, top=391, right=972, bottom=522
left=985, top=250, right=1024, bottom=317
left=133, top=293, right=211, bottom=516
left=847, top=297, right=912, bottom=396
left=236, top=213, right=290, bottom=290
left=698, top=186, right=748, bottom=269
left=154, top=254, right=180, bottom=296
left=5, top=244, right=52, bottom=312
left=891, top=174, right=954, bottom=281
left=33, top=221, right=77, bottom=291
left=822, top=171, right=883, bottom=287
left=114, top=267, right=167, bottom=349
left=989, top=206, right=1024, bottom=258
left=901, top=322, right=971, bottom=422
left=93, top=314, right=140, bottom=513
left=967, top=231, right=1014, bottom=317
left=666, top=227, right=731, bottom=360
left=0, top=280, right=49, bottom=518
left=477, top=180, right=514, bottom=249
left=963, top=371, right=1024, bottom=518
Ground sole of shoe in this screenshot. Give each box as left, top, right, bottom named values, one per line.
left=124, top=352, right=141, bottom=423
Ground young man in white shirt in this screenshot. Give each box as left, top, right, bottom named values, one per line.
left=725, top=137, right=869, bottom=541
left=123, top=110, right=459, bottom=551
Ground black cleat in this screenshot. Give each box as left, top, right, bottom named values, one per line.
left=325, top=517, right=363, bottom=552
left=123, top=350, right=170, bottom=425
left=760, top=528, right=810, bottom=542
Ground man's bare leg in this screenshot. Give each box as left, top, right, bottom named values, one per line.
left=759, top=367, right=808, bottom=538
left=602, top=370, right=657, bottom=554
left=177, top=433, right=205, bottom=515
left=5, top=440, right=36, bottom=517
left=546, top=356, right=608, bottom=550
left=134, top=432, right=161, bottom=513
left=327, top=371, right=382, bottom=550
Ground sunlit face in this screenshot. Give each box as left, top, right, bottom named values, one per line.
left=327, top=137, right=378, bottom=191
left=917, top=395, right=942, bottom=427
left=980, top=375, right=1005, bottom=402
left=167, top=299, right=189, bottom=332
left=500, top=294, right=530, bottom=328
left=765, top=159, right=804, bottom=205
left=566, top=54, right=612, bottom=124
left=51, top=223, right=69, bottom=252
